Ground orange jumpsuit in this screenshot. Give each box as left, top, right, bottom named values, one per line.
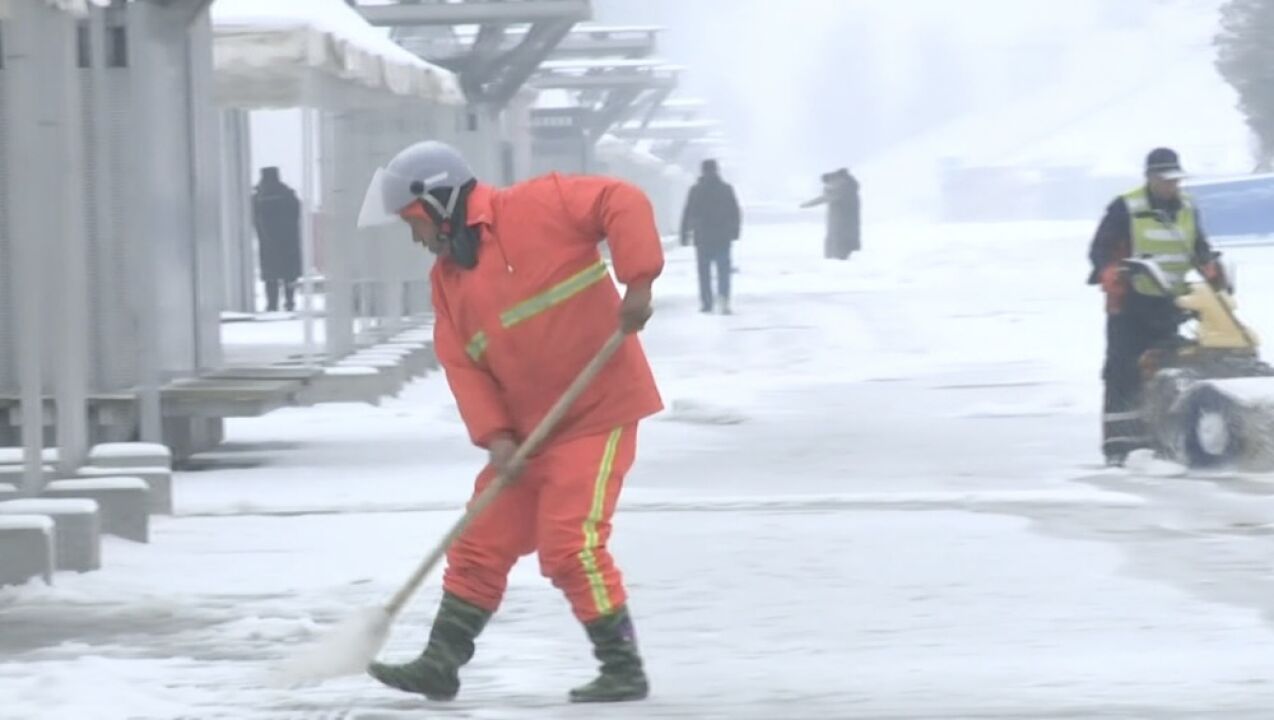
left=432, top=174, right=664, bottom=622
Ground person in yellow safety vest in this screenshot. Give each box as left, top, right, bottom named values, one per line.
left=1087, top=147, right=1227, bottom=466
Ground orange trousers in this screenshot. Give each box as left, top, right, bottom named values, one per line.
left=442, top=424, right=637, bottom=623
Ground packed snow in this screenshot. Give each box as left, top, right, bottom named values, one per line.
left=4, top=219, right=1274, bottom=718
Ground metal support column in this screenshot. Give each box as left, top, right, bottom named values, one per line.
left=218, top=109, right=255, bottom=313
left=51, top=2, right=90, bottom=474
left=187, top=11, right=223, bottom=372
left=2, top=0, right=61, bottom=494
left=300, top=106, right=318, bottom=363
left=322, top=110, right=355, bottom=358
left=125, top=1, right=167, bottom=441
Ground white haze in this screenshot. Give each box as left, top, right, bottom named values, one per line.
left=593, top=0, right=1250, bottom=218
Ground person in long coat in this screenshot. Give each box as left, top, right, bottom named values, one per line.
left=801, top=168, right=861, bottom=260
left=251, top=167, right=303, bottom=312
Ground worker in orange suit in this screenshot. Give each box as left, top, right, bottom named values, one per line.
left=356, top=140, right=664, bottom=704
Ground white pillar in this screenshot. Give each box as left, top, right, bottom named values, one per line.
left=218, top=109, right=255, bottom=313
left=1, top=0, right=67, bottom=494
left=300, top=106, right=318, bottom=364
left=188, top=11, right=223, bottom=373
left=322, top=110, right=355, bottom=357
left=51, top=2, right=90, bottom=474
left=125, top=1, right=167, bottom=442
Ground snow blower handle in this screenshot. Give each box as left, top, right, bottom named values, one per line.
left=1145, top=209, right=1260, bottom=350
left=385, top=330, right=628, bottom=618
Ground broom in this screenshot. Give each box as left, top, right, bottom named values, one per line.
left=272, top=330, right=627, bottom=687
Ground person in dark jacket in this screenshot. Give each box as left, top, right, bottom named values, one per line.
left=251, top=167, right=304, bottom=312
left=1087, top=147, right=1227, bottom=466
left=680, top=159, right=742, bottom=314
left=801, top=168, right=861, bottom=260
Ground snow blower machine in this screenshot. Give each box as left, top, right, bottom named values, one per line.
left=1127, top=254, right=1274, bottom=471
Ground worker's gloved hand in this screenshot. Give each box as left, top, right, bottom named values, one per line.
left=1201, top=258, right=1231, bottom=293
left=1099, top=264, right=1128, bottom=314
left=620, top=281, right=654, bottom=334
left=1099, top=264, right=1127, bottom=294
left=487, top=435, right=523, bottom=479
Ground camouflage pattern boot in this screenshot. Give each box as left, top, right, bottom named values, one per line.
left=367, top=592, right=491, bottom=701
left=568, top=606, right=650, bottom=703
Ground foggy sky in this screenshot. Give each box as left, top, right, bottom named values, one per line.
left=592, top=0, right=1228, bottom=201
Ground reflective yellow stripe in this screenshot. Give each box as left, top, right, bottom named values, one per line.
left=465, top=261, right=608, bottom=362
left=1124, top=187, right=1197, bottom=296
left=579, top=427, right=622, bottom=616
left=500, top=261, right=608, bottom=328
left=466, top=331, right=488, bottom=362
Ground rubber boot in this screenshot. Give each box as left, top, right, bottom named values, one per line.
left=569, top=607, right=649, bottom=703
left=367, top=592, right=491, bottom=701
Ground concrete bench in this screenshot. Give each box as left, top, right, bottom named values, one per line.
left=350, top=348, right=427, bottom=378
left=161, top=378, right=305, bottom=419
left=75, top=465, right=173, bottom=515
left=203, top=367, right=321, bottom=382
left=0, top=515, right=55, bottom=586
left=334, top=358, right=407, bottom=394
left=43, top=478, right=150, bottom=543
left=88, top=443, right=172, bottom=470
left=365, top=344, right=430, bottom=377
left=0, top=447, right=59, bottom=465
left=294, top=367, right=387, bottom=406
left=0, top=499, right=100, bottom=572
left=0, top=466, right=57, bottom=490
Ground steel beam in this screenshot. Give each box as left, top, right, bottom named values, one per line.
left=530, top=72, right=676, bottom=91
left=440, top=24, right=656, bottom=62
left=587, top=86, right=642, bottom=137
left=361, top=0, right=590, bottom=27
left=484, top=18, right=576, bottom=107
left=610, top=121, right=718, bottom=141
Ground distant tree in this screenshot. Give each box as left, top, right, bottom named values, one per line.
left=1216, top=0, right=1274, bottom=169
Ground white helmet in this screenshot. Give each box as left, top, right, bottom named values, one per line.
left=357, top=141, right=476, bottom=228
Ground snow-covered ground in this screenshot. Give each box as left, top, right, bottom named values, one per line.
left=5, top=220, right=1274, bottom=719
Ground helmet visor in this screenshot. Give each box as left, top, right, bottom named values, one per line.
left=357, top=167, right=406, bottom=228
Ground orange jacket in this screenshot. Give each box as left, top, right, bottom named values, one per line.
left=432, top=174, right=665, bottom=448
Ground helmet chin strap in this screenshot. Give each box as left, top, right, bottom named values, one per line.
left=416, top=183, right=478, bottom=269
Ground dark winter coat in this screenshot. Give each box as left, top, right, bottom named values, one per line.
left=823, top=173, right=861, bottom=259
left=803, top=170, right=861, bottom=259
left=252, top=180, right=303, bottom=281
left=680, top=175, right=741, bottom=250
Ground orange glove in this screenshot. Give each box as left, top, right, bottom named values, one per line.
left=1201, top=260, right=1228, bottom=292
left=1099, top=264, right=1127, bottom=313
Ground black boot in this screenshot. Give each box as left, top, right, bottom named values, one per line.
left=569, top=607, right=649, bottom=703
left=367, top=592, right=491, bottom=701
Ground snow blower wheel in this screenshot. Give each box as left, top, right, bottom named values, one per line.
left=1181, top=385, right=1243, bottom=468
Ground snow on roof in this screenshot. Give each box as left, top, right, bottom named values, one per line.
left=595, top=135, right=665, bottom=170
left=0, top=0, right=111, bottom=19
left=539, top=58, right=676, bottom=72
left=212, top=0, right=464, bottom=109
left=533, top=89, right=577, bottom=110
left=44, top=0, right=107, bottom=13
